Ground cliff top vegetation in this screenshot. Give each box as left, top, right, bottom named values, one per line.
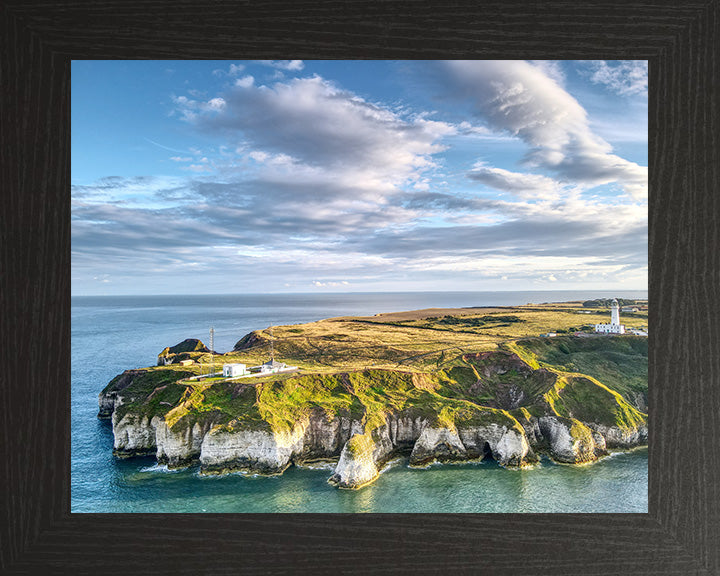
left=102, top=301, right=648, bottom=445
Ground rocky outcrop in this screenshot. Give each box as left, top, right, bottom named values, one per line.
left=329, top=433, right=387, bottom=489
left=515, top=413, right=544, bottom=446
left=98, top=369, right=146, bottom=419
left=161, top=338, right=209, bottom=355
left=458, top=422, right=533, bottom=466
left=630, top=392, right=648, bottom=414
left=98, top=392, right=119, bottom=420
left=233, top=331, right=266, bottom=352
left=157, top=338, right=210, bottom=365
left=587, top=423, right=648, bottom=449
left=156, top=417, right=221, bottom=468
left=200, top=421, right=308, bottom=475
left=112, top=411, right=158, bottom=457
left=538, top=416, right=605, bottom=463
left=410, top=426, right=467, bottom=466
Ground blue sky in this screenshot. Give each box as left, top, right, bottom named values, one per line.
left=72, top=60, right=647, bottom=295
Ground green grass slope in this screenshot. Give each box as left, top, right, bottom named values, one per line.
left=512, top=336, right=648, bottom=408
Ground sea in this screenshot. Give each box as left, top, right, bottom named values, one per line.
left=71, top=290, right=648, bottom=513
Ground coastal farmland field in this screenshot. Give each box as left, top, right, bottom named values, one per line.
left=206, top=300, right=648, bottom=374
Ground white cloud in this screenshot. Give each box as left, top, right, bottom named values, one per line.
left=468, top=163, right=566, bottom=201
left=584, top=61, right=648, bottom=96
left=172, top=95, right=226, bottom=120
left=183, top=164, right=213, bottom=172
left=439, top=60, right=648, bottom=200
left=234, top=75, right=254, bottom=88
left=312, top=280, right=349, bottom=287
left=259, top=60, right=304, bottom=71
left=213, top=63, right=246, bottom=77
left=206, top=97, right=225, bottom=110
left=228, top=63, right=245, bottom=76
left=456, top=121, right=497, bottom=137
left=172, top=75, right=454, bottom=222
left=530, top=60, right=565, bottom=86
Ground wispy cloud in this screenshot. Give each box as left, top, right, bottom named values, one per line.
left=436, top=60, right=648, bottom=200
left=258, top=60, right=304, bottom=71
left=467, top=163, right=566, bottom=201
left=583, top=60, right=648, bottom=96
left=144, top=138, right=189, bottom=155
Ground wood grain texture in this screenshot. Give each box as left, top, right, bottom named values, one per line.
left=1, top=1, right=718, bottom=574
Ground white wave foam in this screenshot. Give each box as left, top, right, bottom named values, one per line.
left=139, top=463, right=183, bottom=473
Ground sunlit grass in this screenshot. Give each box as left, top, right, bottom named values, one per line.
left=104, top=301, right=648, bottom=442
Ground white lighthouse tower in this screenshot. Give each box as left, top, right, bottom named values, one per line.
left=610, top=298, right=620, bottom=325
left=595, top=298, right=625, bottom=334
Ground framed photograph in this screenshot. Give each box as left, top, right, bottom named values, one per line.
left=2, top=1, right=718, bottom=574
left=71, top=58, right=650, bottom=515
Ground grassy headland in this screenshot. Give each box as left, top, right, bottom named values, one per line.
left=101, top=299, right=648, bottom=472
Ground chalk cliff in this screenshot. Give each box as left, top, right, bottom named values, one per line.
left=99, top=335, right=648, bottom=489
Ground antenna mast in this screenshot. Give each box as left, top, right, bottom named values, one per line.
left=209, top=326, right=215, bottom=375
left=270, top=326, right=274, bottom=362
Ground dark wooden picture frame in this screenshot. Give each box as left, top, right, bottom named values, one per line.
left=2, top=1, right=718, bottom=574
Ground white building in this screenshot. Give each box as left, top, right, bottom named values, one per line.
left=223, top=363, right=248, bottom=377
left=594, top=298, right=625, bottom=334
left=259, top=359, right=287, bottom=374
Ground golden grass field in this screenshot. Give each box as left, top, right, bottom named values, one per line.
left=202, top=300, right=648, bottom=375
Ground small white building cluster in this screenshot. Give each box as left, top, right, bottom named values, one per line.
left=594, top=298, right=626, bottom=334
left=222, top=358, right=298, bottom=379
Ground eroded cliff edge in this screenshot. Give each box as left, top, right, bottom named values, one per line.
left=98, top=335, right=648, bottom=489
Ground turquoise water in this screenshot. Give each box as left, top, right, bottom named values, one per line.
left=71, top=291, right=648, bottom=513
left=79, top=451, right=648, bottom=513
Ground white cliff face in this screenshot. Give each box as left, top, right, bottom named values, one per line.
left=493, top=427, right=531, bottom=466
left=155, top=418, right=217, bottom=467
left=332, top=417, right=534, bottom=488
left=200, top=421, right=307, bottom=474
left=588, top=423, right=648, bottom=448
left=538, top=416, right=598, bottom=463
left=591, top=430, right=607, bottom=452
left=517, top=416, right=543, bottom=445
left=297, top=413, right=363, bottom=461
left=98, top=391, right=119, bottom=419
left=387, top=415, right=429, bottom=447
left=457, top=423, right=529, bottom=466
left=102, top=364, right=645, bottom=491
left=409, top=426, right=467, bottom=465
left=112, top=411, right=157, bottom=455
left=329, top=434, right=382, bottom=489
left=329, top=421, right=400, bottom=489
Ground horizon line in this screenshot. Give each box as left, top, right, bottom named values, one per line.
left=71, top=288, right=650, bottom=298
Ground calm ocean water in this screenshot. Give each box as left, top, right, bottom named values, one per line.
left=71, top=290, right=648, bottom=513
